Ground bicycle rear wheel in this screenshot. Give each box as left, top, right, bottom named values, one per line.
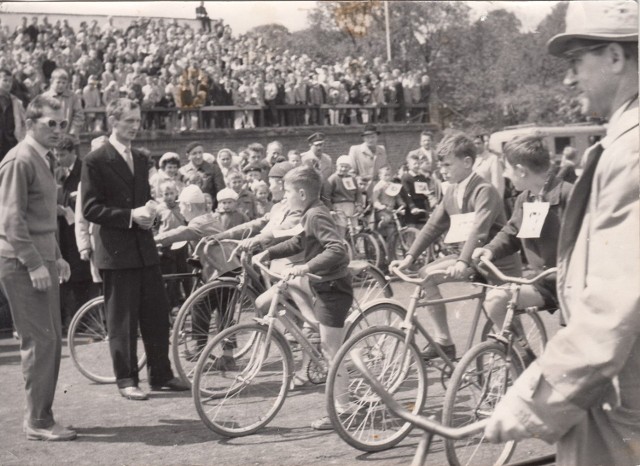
left=171, top=280, right=257, bottom=386
left=68, top=296, right=146, bottom=384
left=350, top=261, right=393, bottom=309
left=192, top=323, right=293, bottom=437
left=344, top=301, right=406, bottom=341
left=442, top=340, right=523, bottom=466
left=326, top=326, right=427, bottom=452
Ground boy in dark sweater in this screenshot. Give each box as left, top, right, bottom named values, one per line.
left=473, top=135, right=572, bottom=330
left=255, top=165, right=353, bottom=431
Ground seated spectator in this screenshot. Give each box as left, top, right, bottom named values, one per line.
left=252, top=180, right=272, bottom=217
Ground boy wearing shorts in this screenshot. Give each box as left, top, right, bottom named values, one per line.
left=392, top=132, right=521, bottom=360
left=473, top=135, right=573, bottom=338
left=254, top=165, right=353, bottom=430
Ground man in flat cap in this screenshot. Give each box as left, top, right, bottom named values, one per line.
left=485, top=2, right=639, bottom=465
left=301, top=132, right=333, bottom=181
left=347, top=124, right=389, bottom=181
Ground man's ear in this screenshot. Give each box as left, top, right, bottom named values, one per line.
left=608, top=42, right=627, bottom=74
left=299, top=187, right=307, bottom=200
left=25, top=118, right=34, bottom=131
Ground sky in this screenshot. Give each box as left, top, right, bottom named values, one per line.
left=0, top=1, right=557, bottom=34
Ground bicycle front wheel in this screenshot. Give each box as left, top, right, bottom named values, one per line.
left=192, top=323, right=293, bottom=437
left=344, top=301, right=406, bottom=341
left=326, top=326, right=427, bottom=452
left=171, top=280, right=257, bottom=386
left=351, top=232, right=383, bottom=268
left=68, top=296, right=146, bottom=384
left=442, top=340, right=524, bottom=466
left=481, top=310, right=548, bottom=362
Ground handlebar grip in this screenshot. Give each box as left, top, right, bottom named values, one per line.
left=254, top=259, right=322, bottom=281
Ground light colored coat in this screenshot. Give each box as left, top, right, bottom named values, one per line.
left=495, top=99, right=640, bottom=465
left=9, top=94, right=26, bottom=142
left=348, top=142, right=389, bottom=180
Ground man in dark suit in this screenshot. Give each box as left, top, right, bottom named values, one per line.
left=54, top=135, right=98, bottom=330
left=0, top=94, right=75, bottom=440
left=81, top=98, right=188, bottom=400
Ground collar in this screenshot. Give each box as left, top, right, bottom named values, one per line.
left=601, top=96, right=639, bottom=150
left=108, top=134, right=130, bottom=157
left=526, top=173, right=563, bottom=205
left=455, top=171, right=473, bottom=193
left=24, top=134, right=51, bottom=163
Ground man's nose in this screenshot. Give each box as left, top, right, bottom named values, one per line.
left=563, top=68, right=578, bottom=88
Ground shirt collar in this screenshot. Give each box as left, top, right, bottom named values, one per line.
left=24, top=134, right=51, bottom=163
left=108, top=134, right=130, bottom=157
left=456, top=171, right=473, bottom=192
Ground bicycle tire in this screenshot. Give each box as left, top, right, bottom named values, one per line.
left=369, top=230, right=390, bottom=267
left=442, top=340, right=524, bottom=466
left=351, top=232, right=383, bottom=268
left=350, top=262, right=393, bottom=310
left=171, top=279, right=258, bottom=386
left=326, top=325, right=427, bottom=452
left=192, top=323, right=293, bottom=437
left=344, top=301, right=406, bottom=341
left=67, top=296, right=146, bottom=384
left=480, top=310, right=548, bottom=360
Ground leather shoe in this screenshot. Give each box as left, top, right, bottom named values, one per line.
left=119, top=386, right=149, bottom=400
left=150, top=377, right=190, bottom=392
left=25, top=423, right=77, bottom=441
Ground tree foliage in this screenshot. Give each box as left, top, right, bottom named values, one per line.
left=252, top=1, right=582, bottom=131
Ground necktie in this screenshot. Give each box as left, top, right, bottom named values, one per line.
left=123, top=147, right=134, bottom=174
left=558, top=142, right=603, bottom=254
left=45, top=151, right=56, bottom=175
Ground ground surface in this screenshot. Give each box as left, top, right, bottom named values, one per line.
left=0, top=281, right=557, bottom=466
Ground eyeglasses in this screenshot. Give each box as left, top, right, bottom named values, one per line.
left=563, top=43, right=609, bottom=74
left=39, top=118, right=69, bottom=130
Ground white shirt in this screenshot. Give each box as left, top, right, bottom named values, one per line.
left=108, top=134, right=133, bottom=172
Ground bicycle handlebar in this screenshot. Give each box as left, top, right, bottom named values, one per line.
left=253, top=258, right=322, bottom=282
left=479, top=257, right=557, bottom=286
left=389, top=264, right=449, bottom=285
left=351, top=349, right=487, bottom=439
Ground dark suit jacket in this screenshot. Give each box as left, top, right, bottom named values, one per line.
left=57, top=159, right=91, bottom=282
left=81, top=142, right=160, bottom=270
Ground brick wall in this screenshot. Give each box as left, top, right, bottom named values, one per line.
left=80, top=123, right=440, bottom=171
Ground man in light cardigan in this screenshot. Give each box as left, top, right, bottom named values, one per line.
left=0, top=94, right=75, bottom=441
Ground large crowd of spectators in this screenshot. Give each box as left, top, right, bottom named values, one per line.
left=0, top=14, right=431, bottom=132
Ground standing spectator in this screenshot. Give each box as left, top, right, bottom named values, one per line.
left=42, top=68, right=84, bottom=142
left=307, top=74, right=326, bottom=125
left=301, top=132, right=333, bottom=181
left=54, top=135, right=98, bottom=331
left=0, top=68, right=26, bottom=162
left=81, top=98, right=188, bottom=400
left=473, top=134, right=505, bottom=199
left=196, top=1, right=212, bottom=33
left=82, top=75, right=102, bottom=133
left=407, top=130, right=438, bottom=175
left=485, top=2, right=640, bottom=464
left=179, top=141, right=225, bottom=209
left=348, top=124, right=389, bottom=181
left=551, top=146, right=579, bottom=183
left=150, top=152, right=184, bottom=200
left=0, top=95, right=75, bottom=440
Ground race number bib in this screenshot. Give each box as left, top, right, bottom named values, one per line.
left=385, top=183, right=402, bottom=197
left=444, top=212, right=476, bottom=244
left=342, top=177, right=356, bottom=191
left=517, top=202, right=550, bottom=239
left=414, top=181, right=430, bottom=195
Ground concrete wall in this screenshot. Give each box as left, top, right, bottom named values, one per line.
left=80, top=123, right=440, bottom=170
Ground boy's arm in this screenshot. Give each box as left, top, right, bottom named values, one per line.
left=406, top=201, right=449, bottom=259
left=155, top=225, right=201, bottom=246
left=458, top=185, right=503, bottom=265
left=213, top=215, right=268, bottom=240
left=303, top=213, right=348, bottom=274
left=484, top=192, right=526, bottom=260
left=264, top=234, right=304, bottom=260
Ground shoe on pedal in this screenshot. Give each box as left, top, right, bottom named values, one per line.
left=422, top=343, right=456, bottom=361
left=25, top=423, right=77, bottom=441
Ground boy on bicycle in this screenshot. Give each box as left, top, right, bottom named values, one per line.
left=254, top=165, right=353, bottom=431
left=392, top=132, right=521, bottom=360
left=473, top=135, right=573, bottom=337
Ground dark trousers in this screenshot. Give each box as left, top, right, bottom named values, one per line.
left=60, top=280, right=100, bottom=328
left=102, top=266, right=174, bottom=388
left=0, top=258, right=61, bottom=428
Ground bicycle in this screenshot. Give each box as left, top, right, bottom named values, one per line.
left=172, top=238, right=393, bottom=387
left=441, top=258, right=556, bottom=466
left=192, top=260, right=329, bottom=437
left=333, top=209, right=384, bottom=269
left=67, top=266, right=203, bottom=384
left=383, top=206, right=435, bottom=266
left=349, top=351, right=556, bottom=466
left=325, top=262, right=549, bottom=452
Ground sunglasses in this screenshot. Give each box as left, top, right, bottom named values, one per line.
left=39, top=118, right=69, bottom=130
left=563, top=43, right=608, bottom=74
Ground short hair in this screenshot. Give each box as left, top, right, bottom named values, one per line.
left=50, top=68, right=69, bottom=81
left=406, top=152, right=420, bottom=162
left=106, top=98, right=139, bottom=120
left=420, top=130, right=433, bottom=138
left=160, top=154, right=180, bottom=169
left=185, top=141, right=203, bottom=154
left=185, top=171, right=204, bottom=186
left=159, top=179, right=178, bottom=193
left=225, top=169, right=243, bottom=182
left=503, top=135, right=550, bottom=174
left=436, top=132, right=477, bottom=162
left=284, top=165, right=321, bottom=200
left=57, top=134, right=76, bottom=152
left=25, top=94, right=62, bottom=120
left=247, top=142, right=264, bottom=155
left=267, top=140, right=283, bottom=152
left=0, top=68, right=12, bottom=79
